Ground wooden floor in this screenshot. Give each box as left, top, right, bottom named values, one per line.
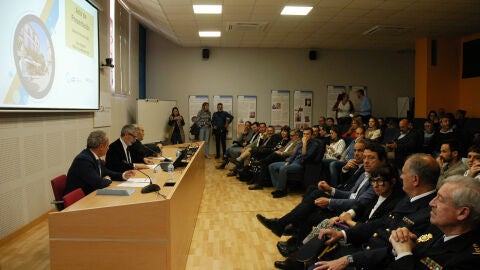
left=0, top=157, right=302, bottom=270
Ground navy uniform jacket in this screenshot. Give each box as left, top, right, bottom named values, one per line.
left=106, top=138, right=135, bottom=172
left=389, top=226, right=480, bottom=270
left=345, top=192, right=437, bottom=269
left=64, top=149, right=123, bottom=196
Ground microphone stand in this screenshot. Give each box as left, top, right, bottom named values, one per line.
left=136, top=169, right=160, bottom=193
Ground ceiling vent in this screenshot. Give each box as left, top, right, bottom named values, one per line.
left=363, top=25, right=410, bottom=36
left=226, top=22, right=269, bottom=32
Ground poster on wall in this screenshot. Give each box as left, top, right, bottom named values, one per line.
left=213, top=95, right=234, bottom=139
left=326, top=85, right=346, bottom=121
left=271, top=90, right=290, bottom=131
left=293, top=90, right=313, bottom=129
left=188, top=95, right=209, bottom=141
left=236, top=95, right=257, bottom=138
left=349, top=85, right=368, bottom=116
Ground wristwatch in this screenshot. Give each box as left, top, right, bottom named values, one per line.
left=346, top=255, right=354, bottom=265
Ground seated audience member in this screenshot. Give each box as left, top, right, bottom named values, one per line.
left=233, top=124, right=275, bottom=171
left=64, top=130, right=135, bottom=196
left=312, top=125, right=320, bottom=139
left=465, top=144, right=480, bottom=179
left=129, top=125, right=162, bottom=162
left=328, top=126, right=365, bottom=187
left=385, top=118, right=422, bottom=170
left=324, top=126, right=346, bottom=160
left=341, top=117, right=361, bottom=142
left=106, top=124, right=151, bottom=172
left=431, top=114, right=459, bottom=156
left=436, top=140, right=467, bottom=181
left=318, top=116, right=326, bottom=127
left=382, top=118, right=400, bottom=145
left=268, top=127, right=321, bottom=198
left=388, top=175, right=480, bottom=270
left=365, top=117, right=382, bottom=142
left=326, top=117, right=335, bottom=128
left=248, top=129, right=301, bottom=190
left=317, top=125, right=331, bottom=147
left=422, top=120, right=435, bottom=154
left=310, top=153, right=439, bottom=270
left=272, top=141, right=382, bottom=262
left=290, top=164, right=405, bottom=269
left=250, top=125, right=288, bottom=161
left=321, top=126, right=346, bottom=181
left=217, top=121, right=256, bottom=169
left=427, top=110, right=440, bottom=130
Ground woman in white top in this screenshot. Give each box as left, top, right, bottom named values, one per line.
left=332, top=93, right=354, bottom=134
left=324, top=126, right=346, bottom=160
left=365, top=117, right=382, bottom=142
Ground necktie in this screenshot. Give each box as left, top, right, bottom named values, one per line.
left=97, top=159, right=102, bottom=176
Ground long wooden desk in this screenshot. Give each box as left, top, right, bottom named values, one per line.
left=49, top=143, right=205, bottom=270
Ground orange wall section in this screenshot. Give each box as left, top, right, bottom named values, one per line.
left=415, top=38, right=428, bottom=118
left=459, top=33, right=480, bottom=118
left=415, top=34, right=480, bottom=118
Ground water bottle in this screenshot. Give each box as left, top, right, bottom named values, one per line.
left=167, top=162, right=174, bottom=181
left=176, top=149, right=181, bottom=158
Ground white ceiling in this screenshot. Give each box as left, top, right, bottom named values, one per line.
left=121, top=0, right=480, bottom=51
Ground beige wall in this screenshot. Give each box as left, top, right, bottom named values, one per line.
left=0, top=2, right=140, bottom=239
left=146, top=31, right=415, bottom=128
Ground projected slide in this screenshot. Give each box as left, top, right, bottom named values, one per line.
left=1, top=0, right=99, bottom=110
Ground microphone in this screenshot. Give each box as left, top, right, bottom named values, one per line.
left=136, top=169, right=160, bottom=194
left=152, top=161, right=171, bottom=173
left=143, top=143, right=161, bottom=156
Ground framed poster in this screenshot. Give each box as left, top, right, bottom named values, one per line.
left=236, top=95, right=257, bottom=138
left=271, top=90, right=290, bottom=131
left=293, top=90, right=313, bottom=129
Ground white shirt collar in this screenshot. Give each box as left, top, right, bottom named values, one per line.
left=410, top=189, right=436, bottom=202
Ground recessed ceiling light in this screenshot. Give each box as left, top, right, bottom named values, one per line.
left=281, top=6, right=313, bottom=16
left=193, top=5, right=222, bottom=14
left=199, top=31, right=221, bottom=37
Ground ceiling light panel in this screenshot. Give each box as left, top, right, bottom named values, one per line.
left=281, top=6, right=313, bottom=16
left=199, top=31, right=221, bottom=37
left=193, top=5, right=222, bottom=14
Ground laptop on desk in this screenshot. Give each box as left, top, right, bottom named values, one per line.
left=159, top=150, right=188, bottom=171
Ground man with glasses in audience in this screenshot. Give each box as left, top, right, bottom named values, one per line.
left=106, top=124, right=151, bottom=172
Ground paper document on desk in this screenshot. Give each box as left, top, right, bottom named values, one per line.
left=117, top=178, right=149, bottom=187
left=151, top=157, right=172, bottom=161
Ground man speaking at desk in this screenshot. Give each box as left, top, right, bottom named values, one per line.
left=64, top=130, right=135, bottom=196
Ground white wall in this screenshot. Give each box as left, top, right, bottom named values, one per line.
left=0, top=2, right=140, bottom=239
left=146, top=31, right=415, bottom=128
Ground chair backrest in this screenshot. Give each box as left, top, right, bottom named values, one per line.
left=50, top=174, right=67, bottom=211
left=63, top=188, right=85, bottom=208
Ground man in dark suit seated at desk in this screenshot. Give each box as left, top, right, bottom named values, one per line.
left=106, top=124, right=152, bottom=172
left=64, top=130, right=135, bottom=196
left=129, top=124, right=163, bottom=162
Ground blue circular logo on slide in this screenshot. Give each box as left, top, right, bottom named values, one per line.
left=13, top=15, right=55, bottom=99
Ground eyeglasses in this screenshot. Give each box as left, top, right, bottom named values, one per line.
left=370, top=176, right=386, bottom=186
left=128, top=133, right=137, bottom=139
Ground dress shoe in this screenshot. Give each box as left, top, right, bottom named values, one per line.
left=274, top=258, right=304, bottom=270
left=274, top=259, right=295, bottom=270
left=272, top=189, right=288, bottom=198
left=248, top=184, right=263, bottom=190
left=256, top=214, right=283, bottom=237
left=226, top=171, right=236, bottom=177
left=246, top=178, right=256, bottom=185
left=277, top=241, right=299, bottom=257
